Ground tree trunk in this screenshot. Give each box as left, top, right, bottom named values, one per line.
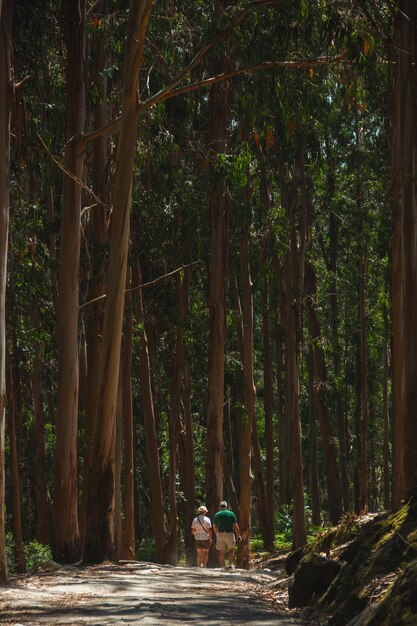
left=31, top=312, right=52, bottom=545
left=53, top=0, right=86, bottom=563
left=114, top=365, right=124, bottom=560
left=262, top=274, right=275, bottom=545
left=205, top=2, right=229, bottom=519
left=135, top=261, right=166, bottom=562
left=383, top=306, right=391, bottom=510
left=6, top=350, right=25, bottom=572
left=83, top=0, right=153, bottom=563
left=258, top=145, right=275, bottom=538
left=0, top=0, right=13, bottom=582
left=236, top=214, right=255, bottom=569
left=122, top=270, right=135, bottom=560
left=391, top=0, right=417, bottom=506
left=306, top=351, right=320, bottom=527
left=358, top=254, right=369, bottom=512
left=277, top=151, right=307, bottom=548
left=177, top=348, right=196, bottom=565
left=305, top=262, right=343, bottom=525
left=325, top=144, right=350, bottom=512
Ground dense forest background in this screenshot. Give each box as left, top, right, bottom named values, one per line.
left=0, top=0, right=416, bottom=581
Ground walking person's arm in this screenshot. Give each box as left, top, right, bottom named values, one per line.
left=233, top=521, right=242, bottom=542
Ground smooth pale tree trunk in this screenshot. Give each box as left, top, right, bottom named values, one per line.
left=0, top=0, right=14, bottom=582
left=54, top=0, right=86, bottom=563
left=236, top=216, right=256, bottom=570
left=80, top=0, right=108, bottom=548
left=391, top=0, right=417, bottom=506
left=206, top=1, right=229, bottom=520
left=122, top=271, right=135, bottom=560
left=305, top=262, right=342, bottom=525
left=84, top=0, right=154, bottom=563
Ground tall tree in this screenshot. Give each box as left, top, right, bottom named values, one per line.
left=53, top=0, right=85, bottom=562
left=391, top=0, right=417, bottom=506
left=0, top=0, right=14, bottom=582
left=83, top=0, right=153, bottom=563
left=205, top=0, right=229, bottom=520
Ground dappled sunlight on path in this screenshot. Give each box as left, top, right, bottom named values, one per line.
left=0, top=562, right=303, bottom=625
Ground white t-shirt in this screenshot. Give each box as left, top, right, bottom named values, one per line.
left=191, top=514, right=212, bottom=541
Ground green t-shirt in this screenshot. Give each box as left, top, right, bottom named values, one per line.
left=214, top=509, right=237, bottom=533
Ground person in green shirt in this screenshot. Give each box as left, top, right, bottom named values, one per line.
left=213, top=501, right=241, bottom=569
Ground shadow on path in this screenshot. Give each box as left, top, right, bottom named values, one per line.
left=0, top=562, right=303, bottom=625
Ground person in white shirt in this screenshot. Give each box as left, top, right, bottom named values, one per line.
left=191, top=505, right=212, bottom=567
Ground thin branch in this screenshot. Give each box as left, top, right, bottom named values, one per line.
left=144, top=54, right=347, bottom=107
left=82, top=115, right=121, bottom=144
left=141, top=0, right=283, bottom=106
left=79, top=261, right=200, bottom=309
left=37, top=132, right=112, bottom=215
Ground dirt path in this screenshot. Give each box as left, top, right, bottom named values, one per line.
left=0, top=562, right=303, bottom=625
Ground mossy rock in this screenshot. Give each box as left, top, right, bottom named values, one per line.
left=318, top=497, right=417, bottom=625
left=363, top=560, right=417, bottom=625
left=288, top=552, right=342, bottom=608
left=311, top=514, right=362, bottom=555
left=285, top=545, right=311, bottom=575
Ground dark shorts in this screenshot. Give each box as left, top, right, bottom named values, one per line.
left=195, top=539, right=211, bottom=549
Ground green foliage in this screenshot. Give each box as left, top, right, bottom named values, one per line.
left=136, top=538, right=157, bottom=563
left=6, top=534, right=53, bottom=574
left=24, top=541, right=53, bottom=573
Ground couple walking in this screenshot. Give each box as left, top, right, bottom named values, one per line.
left=191, top=500, right=242, bottom=568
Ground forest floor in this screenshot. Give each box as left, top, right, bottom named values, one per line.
left=0, top=559, right=306, bottom=625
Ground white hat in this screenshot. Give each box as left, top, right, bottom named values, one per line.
left=198, top=505, right=208, bottom=514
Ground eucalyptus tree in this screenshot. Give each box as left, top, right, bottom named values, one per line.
left=0, top=0, right=14, bottom=582
left=391, top=0, right=417, bottom=506
left=83, top=0, right=291, bottom=562
left=53, top=0, right=86, bottom=563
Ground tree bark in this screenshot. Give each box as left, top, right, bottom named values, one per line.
left=122, top=270, right=135, bottom=560
left=236, top=220, right=255, bottom=569
left=205, top=0, right=229, bottom=519
left=391, top=0, right=417, bottom=506
left=308, top=350, right=320, bottom=526
left=53, top=0, right=86, bottom=563
left=83, top=0, right=153, bottom=563
left=79, top=0, right=109, bottom=548
left=31, top=314, right=52, bottom=545
left=6, top=349, right=25, bottom=572
left=135, top=261, right=166, bottom=562
left=305, top=262, right=343, bottom=525
left=383, top=306, right=391, bottom=510
left=114, top=367, right=123, bottom=560
left=0, top=0, right=14, bottom=582
left=325, top=141, right=350, bottom=512
left=277, top=150, right=307, bottom=548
